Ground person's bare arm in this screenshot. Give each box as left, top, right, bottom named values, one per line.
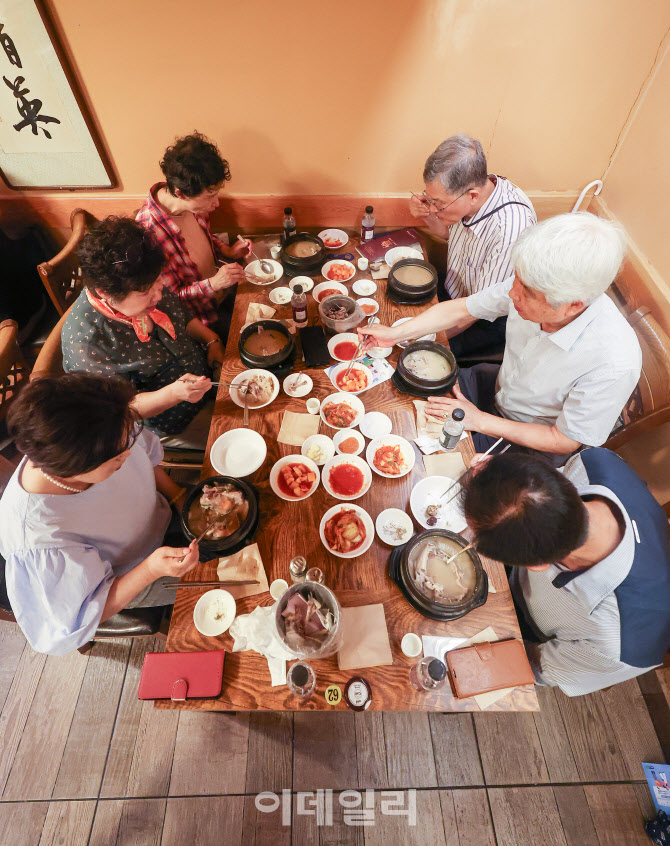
left=130, top=375, right=211, bottom=419
left=359, top=298, right=476, bottom=350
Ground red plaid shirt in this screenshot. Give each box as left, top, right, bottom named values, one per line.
left=136, top=183, right=226, bottom=327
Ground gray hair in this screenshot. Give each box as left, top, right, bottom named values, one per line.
left=511, top=212, right=626, bottom=307
left=423, top=134, right=488, bottom=194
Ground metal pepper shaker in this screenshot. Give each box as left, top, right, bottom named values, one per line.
left=289, top=555, right=308, bottom=583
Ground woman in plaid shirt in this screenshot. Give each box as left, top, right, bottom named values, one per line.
left=136, top=132, right=251, bottom=344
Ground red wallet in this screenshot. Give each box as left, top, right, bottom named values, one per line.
left=137, top=650, right=225, bottom=701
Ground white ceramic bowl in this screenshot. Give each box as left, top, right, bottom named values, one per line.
left=333, top=428, right=365, bottom=456
left=366, top=435, right=416, bottom=479
left=301, top=434, right=335, bottom=466
left=193, top=589, right=236, bottom=636
left=352, top=279, right=377, bottom=297
left=359, top=411, right=392, bottom=439
left=319, top=503, right=375, bottom=559
left=320, top=392, right=365, bottom=430
left=391, top=316, right=436, bottom=348
left=269, top=286, right=293, bottom=305
left=356, top=297, right=379, bottom=317
left=322, top=453, right=372, bottom=501
left=313, top=280, right=348, bottom=302
left=327, top=333, right=363, bottom=362
left=318, top=228, right=349, bottom=249
left=410, top=475, right=468, bottom=533
left=401, top=632, right=423, bottom=657
left=245, top=259, right=283, bottom=285
left=376, top=508, right=414, bottom=546
left=321, top=259, right=356, bottom=283
left=210, top=428, right=267, bottom=477
left=329, top=361, right=372, bottom=395
left=269, top=454, right=320, bottom=502
left=368, top=345, right=393, bottom=359
left=385, top=246, right=423, bottom=267
left=288, top=275, right=314, bottom=293
left=283, top=372, right=313, bottom=397
left=229, top=369, right=279, bottom=409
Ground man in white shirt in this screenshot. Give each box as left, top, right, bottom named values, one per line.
left=410, top=134, right=536, bottom=359
left=361, top=213, right=641, bottom=463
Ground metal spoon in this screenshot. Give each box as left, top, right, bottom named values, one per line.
left=237, top=235, right=274, bottom=275
left=443, top=541, right=476, bottom=567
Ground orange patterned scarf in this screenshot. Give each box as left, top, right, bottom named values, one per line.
left=86, top=289, right=176, bottom=343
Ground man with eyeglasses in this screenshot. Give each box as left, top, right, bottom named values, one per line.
left=410, top=134, right=536, bottom=359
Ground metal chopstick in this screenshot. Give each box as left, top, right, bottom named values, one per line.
left=165, top=580, right=260, bottom=589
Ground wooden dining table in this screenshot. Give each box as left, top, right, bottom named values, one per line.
left=157, top=230, right=539, bottom=713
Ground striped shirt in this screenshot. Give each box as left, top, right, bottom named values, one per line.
left=465, top=279, right=641, bottom=445
left=510, top=450, right=669, bottom=696
left=136, top=183, right=226, bottom=327
left=444, top=175, right=536, bottom=299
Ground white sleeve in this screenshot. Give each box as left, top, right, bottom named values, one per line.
left=465, top=276, right=514, bottom=321
left=136, top=427, right=165, bottom=466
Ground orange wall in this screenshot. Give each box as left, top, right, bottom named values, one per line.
left=3, top=0, right=670, bottom=200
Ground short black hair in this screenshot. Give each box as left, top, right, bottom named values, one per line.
left=160, top=132, right=231, bottom=197
left=77, top=216, right=166, bottom=299
left=460, top=453, right=588, bottom=567
left=7, top=373, right=141, bottom=477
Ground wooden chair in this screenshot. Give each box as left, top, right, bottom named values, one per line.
left=36, top=209, right=97, bottom=315
left=0, top=320, right=29, bottom=423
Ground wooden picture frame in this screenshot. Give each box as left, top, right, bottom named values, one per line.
left=0, top=0, right=116, bottom=189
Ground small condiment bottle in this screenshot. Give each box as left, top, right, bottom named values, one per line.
left=287, top=661, right=316, bottom=701
left=439, top=408, right=465, bottom=452
left=361, top=205, right=375, bottom=241
left=289, top=555, right=308, bottom=583
left=291, top=284, right=308, bottom=328
left=408, top=657, right=447, bottom=691
left=282, top=207, right=296, bottom=243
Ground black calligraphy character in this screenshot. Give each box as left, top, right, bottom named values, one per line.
left=3, top=75, right=60, bottom=139
left=0, top=24, right=21, bottom=68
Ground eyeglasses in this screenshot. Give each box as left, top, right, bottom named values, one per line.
left=412, top=189, right=470, bottom=214
left=112, top=230, right=154, bottom=271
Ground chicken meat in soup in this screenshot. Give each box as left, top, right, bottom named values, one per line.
left=188, top=484, right=249, bottom=540
left=243, top=327, right=287, bottom=357
left=403, top=349, right=451, bottom=381
left=409, top=536, right=476, bottom=604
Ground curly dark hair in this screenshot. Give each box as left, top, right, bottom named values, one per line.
left=160, top=131, right=231, bottom=197
left=76, top=216, right=166, bottom=299
left=8, top=373, right=141, bottom=477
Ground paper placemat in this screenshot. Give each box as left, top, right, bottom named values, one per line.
left=277, top=411, right=321, bottom=446
left=422, top=451, right=467, bottom=479
left=245, top=302, right=276, bottom=324
left=217, top=543, right=269, bottom=600
left=338, top=604, right=393, bottom=670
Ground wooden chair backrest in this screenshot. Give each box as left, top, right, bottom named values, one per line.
left=0, top=321, right=29, bottom=423
left=36, top=209, right=97, bottom=315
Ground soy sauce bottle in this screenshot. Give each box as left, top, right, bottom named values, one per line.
left=361, top=205, right=375, bottom=241
left=283, top=207, right=296, bottom=243
left=291, top=284, right=308, bottom=328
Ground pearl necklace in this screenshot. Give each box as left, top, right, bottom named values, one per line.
left=40, top=469, right=87, bottom=494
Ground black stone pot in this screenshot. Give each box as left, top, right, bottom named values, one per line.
left=239, top=320, right=295, bottom=375
left=280, top=232, right=327, bottom=278
left=396, top=341, right=459, bottom=394
left=386, top=258, right=438, bottom=304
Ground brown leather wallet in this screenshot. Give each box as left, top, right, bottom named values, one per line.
left=446, top=639, right=535, bottom=699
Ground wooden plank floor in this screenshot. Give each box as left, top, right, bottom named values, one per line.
left=0, top=621, right=667, bottom=846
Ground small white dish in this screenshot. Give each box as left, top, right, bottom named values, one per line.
left=322, top=259, right=356, bottom=283
left=245, top=259, right=283, bottom=285
left=306, top=397, right=321, bottom=414
left=368, top=345, right=393, bottom=359
left=327, top=333, right=363, bottom=362
left=229, top=369, right=279, bottom=409
left=269, top=286, right=293, bottom=305
left=322, top=453, right=372, bottom=501
left=401, top=633, right=423, bottom=658
left=376, top=509, right=414, bottom=547
left=289, top=275, right=314, bottom=293
left=391, top=317, right=436, bottom=348
left=270, top=579, right=289, bottom=600
left=366, top=435, right=416, bottom=479
left=283, top=373, right=313, bottom=398
left=359, top=411, right=392, bottom=439
left=352, top=279, right=377, bottom=297
left=210, top=428, right=267, bottom=477
left=313, top=280, right=348, bottom=302
left=302, top=434, right=335, bottom=466
left=193, top=589, right=236, bottom=637
left=385, top=246, right=423, bottom=267
left=410, top=475, right=468, bottom=533
left=333, top=428, right=365, bottom=456
left=356, top=297, right=379, bottom=317
left=269, top=454, right=320, bottom=502
left=320, top=392, right=365, bottom=430
left=319, top=503, right=375, bottom=559
left=318, top=228, right=349, bottom=250
left=329, top=361, right=372, bottom=395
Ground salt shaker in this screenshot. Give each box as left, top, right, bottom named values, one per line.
left=289, top=555, right=308, bottom=583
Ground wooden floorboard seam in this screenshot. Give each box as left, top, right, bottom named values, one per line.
left=93, top=644, right=133, bottom=803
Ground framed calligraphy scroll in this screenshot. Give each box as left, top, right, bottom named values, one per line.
left=0, top=0, right=115, bottom=188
